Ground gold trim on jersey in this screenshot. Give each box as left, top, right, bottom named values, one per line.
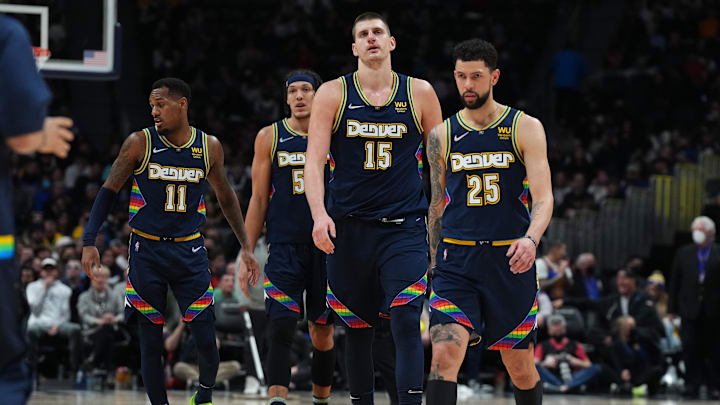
left=282, top=118, right=308, bottom=137
left=270, top=122, right=279, bottom=163
left=443, top=237, right=518, bottom=247
left=201, top=131, right=210, bottom=174
left=331, top=77, right=347, bottom=134
left=353, top=71, right=399, bottom=107
left=157, top=126, right=197, bottom=149
left=132, top=228, right=201, bottom=242
left=134, top=129, right=152, bottom=175
left=456, top=106, right=510, bottom=132
left=444, top=118, right=452, bottom=163
left=407, top=77, right=423, bottom=134
left=511, top=111, right=525, bottom=165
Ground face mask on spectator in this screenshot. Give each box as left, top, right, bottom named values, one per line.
left=585, top=265, right=596, bottom=275
left=551, top=333, right=566, bottom=342
left=692, top=230, right=706, bottom=245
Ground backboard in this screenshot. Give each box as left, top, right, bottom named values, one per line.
left=0, top=0, right=121, bottom=80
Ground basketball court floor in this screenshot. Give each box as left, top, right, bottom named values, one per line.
left=27, top=390, right=711, bottom=405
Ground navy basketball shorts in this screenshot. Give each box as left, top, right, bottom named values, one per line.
left=263, top=242, right=332, bottom=325
left=125, top=233, right=214, bottom=325
left=429, top=238, right=539, bottom=349
left=326, top=215, right=428, bottom=328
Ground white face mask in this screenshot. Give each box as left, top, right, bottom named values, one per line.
left=693, top=230, right=707, bottom=245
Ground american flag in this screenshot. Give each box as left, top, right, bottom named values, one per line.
left=83, top=50, right=107, bottom=66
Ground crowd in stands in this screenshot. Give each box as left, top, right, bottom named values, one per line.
left=7, top=0, right=720, bottom=398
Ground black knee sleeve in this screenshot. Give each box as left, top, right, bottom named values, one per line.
left=425, top=380, right=456, bottom=405
left=513, top=380, right=542, bottom=405
left=311, top=347, right=335, bottom=387
left=266, top=317, right=297, bottom=387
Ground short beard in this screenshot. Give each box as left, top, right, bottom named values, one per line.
left=462, top=89, right=490, bottom=110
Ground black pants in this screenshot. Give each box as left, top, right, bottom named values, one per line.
left=681, top=316, right=720, bottom=391
left=89, top=324, right=118, bottom=371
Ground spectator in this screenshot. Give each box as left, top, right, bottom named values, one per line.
left=76, top=265, right=124, bottom=377
left=607, top=316, right=664, bottom=397
left=646, top=271, right=682, bottom=354
left=62, top=258, right=88, bottom=323
left=20, top=266, right=36, bottom=290
left=557, top=268, right=665, bottom=362
left=552, top=40, right=587, bottom=125
left=668, top=216, right=720, bottom=398
left=26, top=258, right=82, bottom=378
left=214, top=272, right=238, bottom=305
left=535, top=314, right=601, bottom=393
left=536, top=241, right=573, bottom=299
left=169, top=323, right=242, bottom=388
left=566, top=253, right=602, bottom=300
left=558, top=173, right=597, bottom=218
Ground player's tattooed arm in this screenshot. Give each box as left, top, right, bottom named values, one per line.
left=516, top=114, right=553, bottom=243
left=426, top=123, right=448, bottom=269
left=507, top=114, right=553, bottom=273
left=206, top=135, right=250, bottom=247
left=102, top=131, right=146, bottom=192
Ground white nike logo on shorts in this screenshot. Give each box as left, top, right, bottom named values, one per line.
left=192, top=246, right=203, bottom=253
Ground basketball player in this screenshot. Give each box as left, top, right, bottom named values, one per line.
left=424, top=39, right=553, bottom=405
left=305, top=12, right=442, bottom=405
left=236, top=70, right=336, bottom=405
left=0, top=15, right=74, bottom=404
left=81, top=78, right=258, bottom=405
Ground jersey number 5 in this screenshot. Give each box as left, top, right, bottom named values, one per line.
left=466, top=173, right=500, bottom=206
left=364, top=141, right=392, bottom=170
left=292, top=169, right=305, bottom=194
left=165, top=184, right=188, bottom=212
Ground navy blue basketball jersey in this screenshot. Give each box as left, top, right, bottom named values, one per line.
left=327, top=71, right=426, bottom=220
left=442, top=107, right=530, bottom=241
left=265, top=118, right=316, bottom=243
left=129, top=126, right=209, bottom=237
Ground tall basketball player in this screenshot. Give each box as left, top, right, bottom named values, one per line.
left=425, top=39, right=553, bottom=405
left=1, top=15, right=74, bottom=405
left=237, top=70, right=336, bottom=405
left=81, top=78, right=258, bottom=405
left=304, top=12, right=442, bottom=405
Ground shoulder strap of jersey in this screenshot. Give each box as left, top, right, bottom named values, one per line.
left=331, top=75, right=348, bottom=134
left=510, top=109, right=525, bottom=165
left=406, top=76, right=423, bottom=135
left=134, top=128, right=152, bottom=175
left=443, top=117, right=453, bottom=163
left=201, top=130, right=210, bottom=174
left=270, top=122, right=279, bottom=164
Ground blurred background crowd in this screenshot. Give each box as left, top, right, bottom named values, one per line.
left=6, top=0, right=720, bottom=399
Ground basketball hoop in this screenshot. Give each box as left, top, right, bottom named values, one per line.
left=32, top=46, right=51, bottom=70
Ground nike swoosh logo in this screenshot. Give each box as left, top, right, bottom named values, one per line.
left=279, top=137, right=294, bottom=143
left=191, top=246, right=203, bottom=253
left=349, top=396, right=360, bottom=400
left=153, top=147, right=168, bottom=153
left=347, top=104, right=365, bottom=110
left=408, top=390, right=423, bottom=394
left=454, top=131, right=470, bottom=142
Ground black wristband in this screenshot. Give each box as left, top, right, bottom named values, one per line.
left=82, top=187, right=118, bottom=246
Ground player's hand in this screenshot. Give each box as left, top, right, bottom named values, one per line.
left=39, top=117, right=74, bottom=158
left=238, top=248, right=259, bottom=294
left=506, top=237, right=536, bottom=274
left=312, top=213, right=336, bottom=254
left=81, top=246, right=101, bottom=281
left=236, top=248, right=258, bottom=298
